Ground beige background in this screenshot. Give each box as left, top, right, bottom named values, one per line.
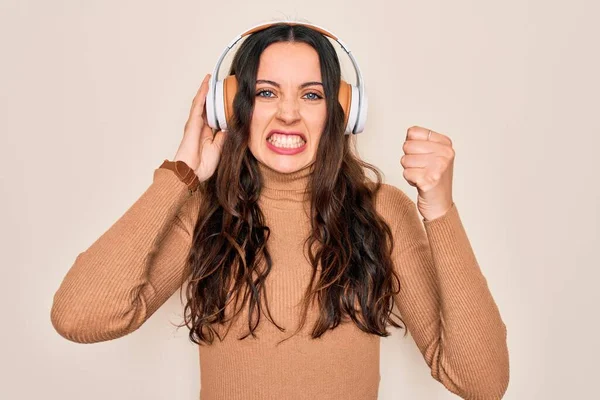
left=1, top=0, right=598, bottom=398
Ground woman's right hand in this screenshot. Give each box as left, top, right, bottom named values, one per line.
left=174, top=74, right=226, bottom=182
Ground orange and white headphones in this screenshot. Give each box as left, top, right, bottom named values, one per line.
left=205, top=20, right=368, bottom=135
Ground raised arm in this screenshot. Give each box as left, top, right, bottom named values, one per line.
left=385, top=188, right=509, bottom=399
left=50, top=167, right=201, bottom=343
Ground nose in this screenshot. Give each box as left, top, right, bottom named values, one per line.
left=275, top=96, right=301, bottom=125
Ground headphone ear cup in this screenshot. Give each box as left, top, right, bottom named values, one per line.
left=344, top=83, right=360, bottom=135
left=223, top=75, right=238, bottom=130
left=338, top=80, right=352, bottom=131
left=206, top=77, right=218, bottom=130
left=214, top=79, right=229, bottom=131
left=210, top=75, right=237, bottom=131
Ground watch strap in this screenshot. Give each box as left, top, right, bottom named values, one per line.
left=158, top=159, right=200, bottom=194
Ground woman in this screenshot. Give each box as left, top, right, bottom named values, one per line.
left=51, top=23, right=509, bottom=400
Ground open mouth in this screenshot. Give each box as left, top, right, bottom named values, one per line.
left=266, top=132, right=307, bottom=149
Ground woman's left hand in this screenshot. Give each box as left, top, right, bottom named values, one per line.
left=400, top=126, right=455, bottom=221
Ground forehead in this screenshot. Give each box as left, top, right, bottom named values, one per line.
left=256, top=42, right=322, bottom=82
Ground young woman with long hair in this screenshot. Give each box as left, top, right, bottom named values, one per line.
left=51, top=22, right=509, bottom=400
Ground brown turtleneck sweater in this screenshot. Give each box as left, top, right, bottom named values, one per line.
left=50, top=160, right=509, bottom=400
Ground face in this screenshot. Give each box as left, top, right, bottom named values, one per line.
left=248, top=41, right=327, bottom=173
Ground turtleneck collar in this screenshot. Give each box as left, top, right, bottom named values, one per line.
left=257, top=160, right=314, bottom=209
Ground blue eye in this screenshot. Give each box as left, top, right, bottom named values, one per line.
left=256, top=89, right=274, bottom=98
left=303, top=92, right=323, bottom=101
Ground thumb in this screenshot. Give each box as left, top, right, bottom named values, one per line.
left=213, top=130, right=227, bottom=150
left=199, top=122, right=215, bottom=146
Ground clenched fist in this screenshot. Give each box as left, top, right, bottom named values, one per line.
left=400, top=126, right=455, bottom=221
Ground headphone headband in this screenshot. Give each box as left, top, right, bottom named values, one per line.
left=207, top=20, right=367, bottom=134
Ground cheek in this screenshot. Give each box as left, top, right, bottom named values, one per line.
left=250, top=105, right=273, bottom=134
left=252, top=102, right=274, bottom=120
left=249, top=105, right=269, bottom=135
left=306, top=106, right=327, bottom=138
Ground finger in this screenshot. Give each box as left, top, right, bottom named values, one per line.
left=406, top=126, right=452, bottom=145
left=185, top=74, right=211, bottom=137
left=189, top=74, right=211, bottom=118
left=212, top=130, right=227, bottom=150
left=400, top=154, right=429, bottom=169
left=201, top=97, right=207, bottom=120
left=402, top=168, right=423, bottom=188
left=199, top=121, right=214, bottom=146
left=403, top=139, right=447, bottom=155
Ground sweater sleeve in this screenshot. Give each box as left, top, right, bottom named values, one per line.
left=388, top=190, right=509, bottom=399
left=50, top=167, right=201, bottom=344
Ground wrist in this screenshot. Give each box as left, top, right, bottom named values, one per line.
left=422, top=202, right=454, bottom=222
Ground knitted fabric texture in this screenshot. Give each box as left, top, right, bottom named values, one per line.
left=51, top=161, right=509, bottom=400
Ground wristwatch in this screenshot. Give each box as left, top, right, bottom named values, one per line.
left=159, top=159, right=200, bottom=195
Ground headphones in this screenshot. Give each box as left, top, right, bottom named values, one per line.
left=205, top=21, right=368, bottom=135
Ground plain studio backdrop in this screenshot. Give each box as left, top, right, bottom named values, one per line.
left=1, top=0, right=598, bottom=399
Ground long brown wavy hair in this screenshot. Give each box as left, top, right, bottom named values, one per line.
left=178, top=23, right=406, bottom=345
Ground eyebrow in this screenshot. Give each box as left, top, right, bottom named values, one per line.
left=256, top=79, right=323, bottom=89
